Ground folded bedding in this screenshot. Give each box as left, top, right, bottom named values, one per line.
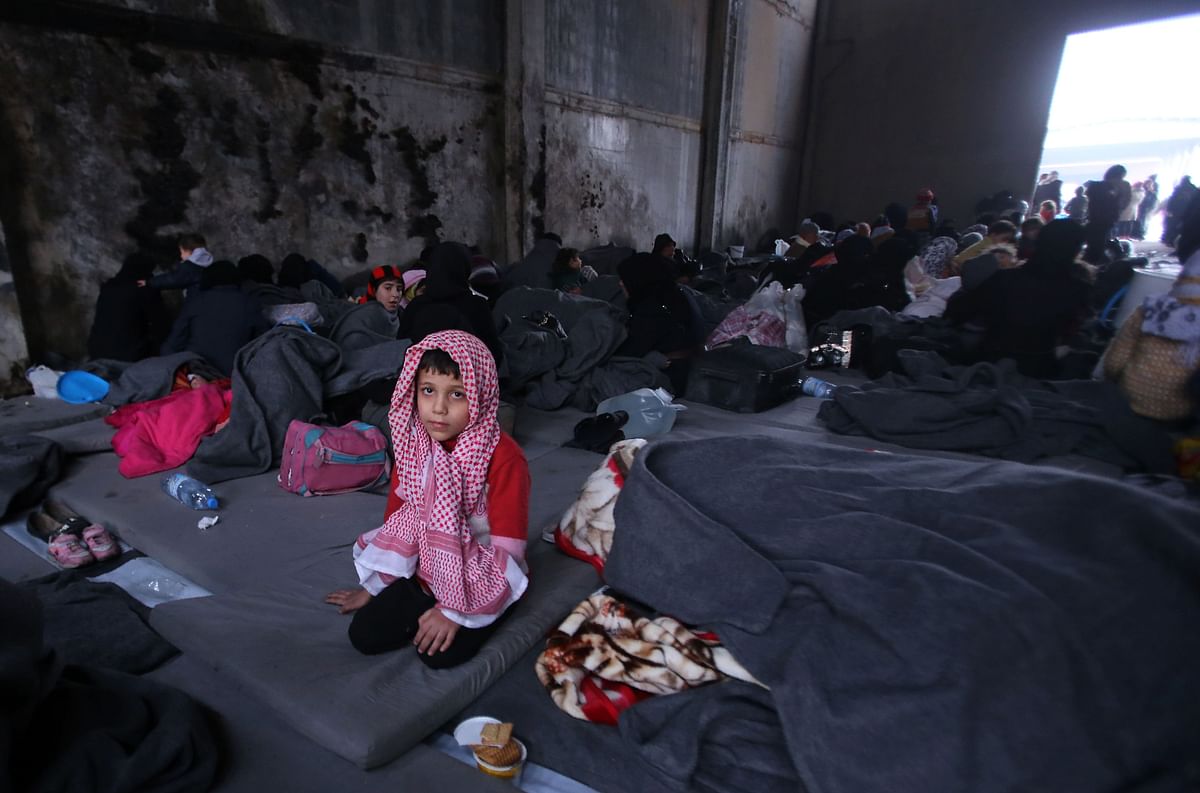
left=599, top=435, right=1200, bottom=792
left=818, top=350, right=1176, bottom=472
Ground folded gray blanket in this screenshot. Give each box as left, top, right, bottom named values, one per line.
left=817, top=350, right=1176, bottom=472
left=495, top=287, right=666, bottom=409
left=188, top=326, right=341, bottom=483
left=606, top=436, right=1200, bottom=793
left=187, top=328, right=408, bottom=483
left=87, top=352, right=206, bottom=406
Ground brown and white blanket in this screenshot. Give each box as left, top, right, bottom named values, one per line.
left=553, top=439, right=646, bottom=573
left=535, top=592, right=762, bottom=724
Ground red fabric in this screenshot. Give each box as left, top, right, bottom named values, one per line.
left=383, top=431, right=530, bottom=545
left=106, top=383, right=232, bottom=478
left=578, top=677, right=652, bottom=725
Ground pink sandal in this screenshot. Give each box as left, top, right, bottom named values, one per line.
left=48, top=530, right=95, bottom=568
left=82, top=524, right=119, bottom=561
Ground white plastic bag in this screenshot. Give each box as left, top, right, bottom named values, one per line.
left=783, top=285, right=808, bottom=353
left=26, top=365, right=64, bottom=399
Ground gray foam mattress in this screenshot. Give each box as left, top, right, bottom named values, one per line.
left=150, top=540, right=602, bottom=769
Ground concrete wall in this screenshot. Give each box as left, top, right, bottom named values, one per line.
left=543, top=0, right=708, bottom=250
left=722, top=0, right=815, bottom=248
left=0, top=0, right=506, bottom=377
left=801, top=0, right=1200, bottom=228
left=0, top=0, right=815, bottom=388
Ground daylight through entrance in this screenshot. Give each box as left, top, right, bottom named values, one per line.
left=1037, top=12, right=1200, bottom=244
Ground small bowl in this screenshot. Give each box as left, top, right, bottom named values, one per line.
left=453, top=715, right=501, bottom=747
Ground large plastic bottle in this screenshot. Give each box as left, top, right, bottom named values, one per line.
left=800, top=376, right=837, bottom=399
left=595, top=388, right=686, bottom=439
left=161, top=472, right=219, bottom=510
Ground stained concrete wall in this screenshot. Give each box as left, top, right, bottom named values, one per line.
left=801, top=0, right=1200, bottom=228
left=0, top=1, right=508, bottom=378
left=0, top=0, right=815, bottom=388
left=543, top=0, right=708, bottom=250
left=722, top=0, right=816, bottom=248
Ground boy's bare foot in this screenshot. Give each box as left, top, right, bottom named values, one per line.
left=325, top=588, right=371, bottom=614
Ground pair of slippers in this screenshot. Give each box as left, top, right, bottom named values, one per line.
left=27, top=499, right=120, bottom=568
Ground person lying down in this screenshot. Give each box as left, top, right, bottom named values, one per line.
left=326, top=330, right=531, bottom=669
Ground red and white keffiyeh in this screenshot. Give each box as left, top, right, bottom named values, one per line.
left=353, top=330, right=525, bottom=626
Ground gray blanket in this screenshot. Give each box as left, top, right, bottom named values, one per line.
left=86, top=352, right=206, bottom=406
left=817, top=350, right=1176, bottom=472
left=605, top=436, right=1200, bottom=793
left=328, top=301, right=400, bottom=351
left=188, top=327, right=341, bottom=483
left=187, top=328, right=408, bottom=483
left=0, top=435, right=64, bottom=519
left=495, top=287, right=666, bottom=410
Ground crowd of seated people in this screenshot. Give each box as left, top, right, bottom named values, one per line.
left=83, top=161, right=1198, bottom=425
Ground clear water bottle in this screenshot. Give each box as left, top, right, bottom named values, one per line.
left=595, top=388, right=687, bottom=439
left=161, top=472, right=219, bottom=510
left=800, top=376, right=837, bottom=399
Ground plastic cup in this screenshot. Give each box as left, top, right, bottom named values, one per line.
left=472, top=738, right=526, bottom=783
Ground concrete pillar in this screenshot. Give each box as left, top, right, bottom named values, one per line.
left=502, top=0, right=546, bottom=265
left=696, top=0, right=741, bottom=253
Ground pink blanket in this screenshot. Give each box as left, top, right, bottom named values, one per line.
left=107, top=384, right=232, bottom=478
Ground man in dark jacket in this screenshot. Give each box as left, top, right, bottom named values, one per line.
left=144, top=232, right=214, bottom=297
left=160, top=260, right=272, bottom=375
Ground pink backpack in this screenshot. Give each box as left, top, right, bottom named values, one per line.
left=278, top=420, right=390, bottom=496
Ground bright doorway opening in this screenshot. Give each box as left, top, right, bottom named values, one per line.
left=1037, top=12, right=1200, bottom=243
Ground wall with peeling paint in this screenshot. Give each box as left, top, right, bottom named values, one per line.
left=542, top=0, right=710, bottom=251
left=0, top=1, right=506, bottom=378
left=722, top=0, right=815, bottom=247
left=0, top=0, right=816, bottom=389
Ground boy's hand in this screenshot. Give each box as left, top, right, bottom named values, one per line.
left=414, top=607, right=459, bottom=655
left=325, top=588, right=371, bottom=614
left=136, top=280, right=147, bottom=287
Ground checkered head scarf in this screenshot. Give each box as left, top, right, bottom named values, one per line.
left=355, top=330, right=511, bottom=617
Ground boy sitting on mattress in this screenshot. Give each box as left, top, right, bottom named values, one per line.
left=325, top=330, right=530, bottom=669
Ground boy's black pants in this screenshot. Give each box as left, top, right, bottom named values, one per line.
left=347, top=577, right=508, bottom=669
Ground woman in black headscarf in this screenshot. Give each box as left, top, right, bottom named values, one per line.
left=851, top=233, right=916, bottom=312
left=802, top=235, right=873, bottom=327
left=946, top=219, right=1091, bottom=378
left=614, top=253, right=697, bottom=390
left=87, top=252, right=172, bottom=361
left=160, top=260, right=272, bottom=375
left=398, top=241, right=503, bottom=364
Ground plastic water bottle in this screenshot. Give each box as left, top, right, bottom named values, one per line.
left=800, top=376, right=837, bottom=399
left=161, top=473, right=219, bottom=510
left=595, top=388, right=687, bottom=439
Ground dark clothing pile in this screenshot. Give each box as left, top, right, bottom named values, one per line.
left=1, top=579, right=218, bottom=793
left=604, top=436, right=1200, bottom=793
left=87, top=278, right=171, bottom=362
left=802, top=236, right=873, bottom=327
left=161, top=284, right=273, bottom=375
left=399, top=242, right=503, bottom=363
left=615, top=253, right=696, bottom=358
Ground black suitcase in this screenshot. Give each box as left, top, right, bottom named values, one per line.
left=685, top=338, right=806, bottom=413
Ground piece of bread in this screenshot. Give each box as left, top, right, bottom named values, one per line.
left=479, top=722, right=513, bottom=747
